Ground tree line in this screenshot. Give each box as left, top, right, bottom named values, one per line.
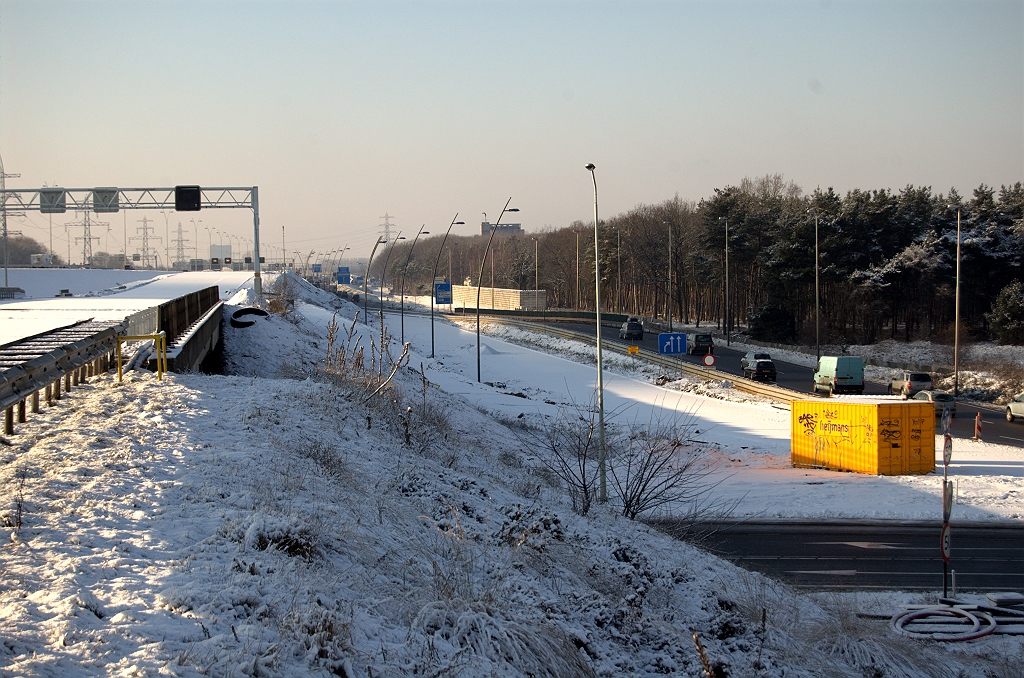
left=376, top=174, right=1024, bottom=346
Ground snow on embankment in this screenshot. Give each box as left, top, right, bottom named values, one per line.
left=0, top=284, right=1020, bottom=676
left=220, top=272, right=360, bottom=378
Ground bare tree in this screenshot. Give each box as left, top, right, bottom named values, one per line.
left=518, top=398, right=601, bottom=516
left=609, top=406, right=722, bottom=520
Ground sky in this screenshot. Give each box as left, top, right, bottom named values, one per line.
left=1, top=0, right=1021, bottom=264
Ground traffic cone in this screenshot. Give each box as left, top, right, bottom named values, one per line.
left=973, top=412, right=982, bottom=441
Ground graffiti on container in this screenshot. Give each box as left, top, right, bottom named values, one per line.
left=798, top=412, right=817, bottom=436
left=813, top=436, right=827, bottom=466
left=909, top=417, right=924, bottom=442
left=880, top=426, right=902, bottom=443
left=820, top=421, right=851, bottom=436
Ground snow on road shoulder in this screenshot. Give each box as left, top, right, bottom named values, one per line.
left=425, top=313, right=1023, bottom=524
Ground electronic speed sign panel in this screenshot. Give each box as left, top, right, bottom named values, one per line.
left=658, top=333, right=686, bottom=355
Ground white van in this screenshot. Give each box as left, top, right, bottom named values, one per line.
left=813, top=356, right=865, bottom=396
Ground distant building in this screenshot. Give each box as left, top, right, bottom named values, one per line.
left=480, top=221, right=523, bottom=236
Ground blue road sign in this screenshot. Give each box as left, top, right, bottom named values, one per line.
left=658, top=332, right=687, bottom=355
left=312, top=264, right=322, bottom=273
left=941, top=406, right=952, bottom=434
left=435, top=281, right=453, bottom=304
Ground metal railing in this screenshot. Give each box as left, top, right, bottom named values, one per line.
left=117, top=332, right=167, bottom=382
left=1, top=320, right=127, bottom=434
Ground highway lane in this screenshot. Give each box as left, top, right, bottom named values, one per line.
left=531, top=319, right=1024, bottom=449
left=649, top=521, right=1024, bottom=592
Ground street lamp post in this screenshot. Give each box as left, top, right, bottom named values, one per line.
left=575, top=229, right=580, bottom=310
left=807, top=209, right=820, bottom=360
left=586, top=163, right=608, bottom=503
left=401, top=225, right=430, bottom=344
left=533, top=236, right=540, bottom=315
left=718, top=216, right=729, bottom=346
left=476, top=199, right=518, bottom=383
left=379, top=233, right=405, bottom=376
left=190, top=218, right=201, bottom=270
left=616, top=227, right=621, bottom=314
left=303, top=249, right=315, bottom=279
left=364, top=237, right=386, bottom=324
left=431, top=214, right=464, bottom=358
left=666, top=220, right=673, bottom=331
left=951, top=206, right=962, bottom=396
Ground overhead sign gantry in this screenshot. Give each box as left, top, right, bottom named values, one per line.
left=1, top=185, right=265, bottom=295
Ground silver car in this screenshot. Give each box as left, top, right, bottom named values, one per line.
left=889, top=371, right=933, bottom=396
left=911, top=389, right=956, bottom=417
left=1007, top=393, right=1024, bottom=422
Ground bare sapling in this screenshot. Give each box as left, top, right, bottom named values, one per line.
left=517, top=397, right=601, bottom=516
left=610, top=407, right=722, bottom=520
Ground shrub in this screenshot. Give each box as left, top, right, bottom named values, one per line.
left=986, top=280, right=1024, bottom=345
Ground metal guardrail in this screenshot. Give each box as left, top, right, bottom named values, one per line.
left=0, top=319, right=128, bottom=434
left=464, top=315, right=800, bottom=404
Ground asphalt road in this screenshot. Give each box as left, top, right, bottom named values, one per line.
left=536, top=320, right=1024, bottom=449
left=649, top=521, right=1024, bottom=592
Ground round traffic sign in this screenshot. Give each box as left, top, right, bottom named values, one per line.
left=702, top=354, right=716, bottom=367
left=941, top=522, right=952, bottom=563
left=943, top=434, right=953, bottom=466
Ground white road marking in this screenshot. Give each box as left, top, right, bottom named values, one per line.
left=808, top=541, right=901, bottom=549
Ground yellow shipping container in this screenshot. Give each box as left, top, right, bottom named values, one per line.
left=791, top=399, right=936, bottom=475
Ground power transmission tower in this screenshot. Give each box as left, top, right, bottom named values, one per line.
left=379, top=212, right=395, bottom=243
left=65, top=210, right=106, bottom=267
left=130, top=215, right=161, bottom=269
left=173, top=221, right=190, bottom=270
left=1, top=152, right=23, bottom=286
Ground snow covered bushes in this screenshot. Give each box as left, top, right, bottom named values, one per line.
left=611, top=409, right=719, bottom=521
left=521, top=399, right=724, bottom=522
left=520, top=399, right=602, bottom=516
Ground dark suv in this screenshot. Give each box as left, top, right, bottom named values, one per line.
left=619, top=317, right=644, bottom=340
left=740, top=351, right=772, bottom=372
left=686, top=333, right=714, bottom=356
left=745, top=359, right=777, bottom=382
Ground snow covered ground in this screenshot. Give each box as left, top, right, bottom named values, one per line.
left=2, top=268, right=177, bottom=301
left=1, top=273, right=1021, bottom=676
left=0, top=271, right=257, bottom=345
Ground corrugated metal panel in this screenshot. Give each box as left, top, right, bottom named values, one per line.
left=791, top=400, right=935, bottom=476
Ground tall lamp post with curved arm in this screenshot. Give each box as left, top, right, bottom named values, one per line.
left=718, top=216, right=730, bottom=346
left=400, top=225, right=430, bottom=344
left=430, top=214, right=463, bottom=358
left=806, top=209, right=820, bottom=360
left=585, top=163, right=607, bottom=503
left=363, top=237, right=386, bottom=324
left=476, top=200, right=518, bottom=382
left=378, top=233, right=405, bottom=375
left=189, top=218, right=201, bottom=270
